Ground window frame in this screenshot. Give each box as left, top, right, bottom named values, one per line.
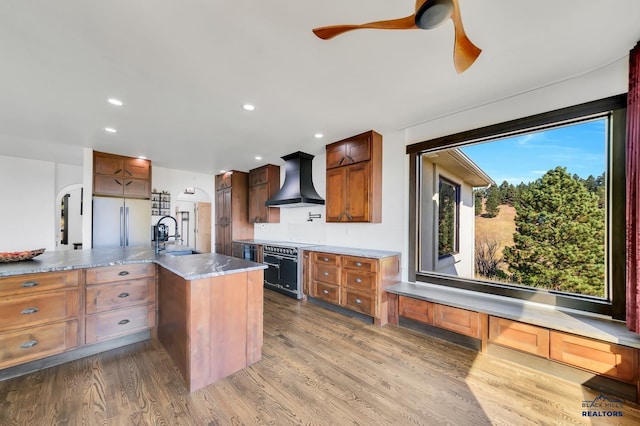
left=406, top=95, right=627, bottom=319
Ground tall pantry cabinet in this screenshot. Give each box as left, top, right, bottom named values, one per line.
left=214, top=171, right=253, bottom=256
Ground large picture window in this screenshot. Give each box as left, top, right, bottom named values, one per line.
left=407, top=96, right=627, bottom=318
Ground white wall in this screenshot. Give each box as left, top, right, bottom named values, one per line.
left=0, top=155, right=57, bottom=251
left=151, top=166, right=214, bottom=247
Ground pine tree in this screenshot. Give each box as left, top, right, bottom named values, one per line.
left=498, top=180, right=517, bottom=206
left=474, top=189, right=484, bottom=216
left=503, top=167, right=605, bottom=296
left=484, top=185, right=500, bottom=218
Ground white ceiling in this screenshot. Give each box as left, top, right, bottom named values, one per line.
left=1, top=0, right=639, bottom=174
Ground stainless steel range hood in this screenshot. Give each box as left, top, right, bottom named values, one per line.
left=265, top=152, right=325, bottom=208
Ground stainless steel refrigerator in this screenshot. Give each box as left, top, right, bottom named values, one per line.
left=92, top=197, right=151, bottom=248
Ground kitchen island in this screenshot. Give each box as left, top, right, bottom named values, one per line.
left=0, top=247, right=266, bottom=392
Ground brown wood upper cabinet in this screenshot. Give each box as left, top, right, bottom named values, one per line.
left=325, top=130, right=382, bottom=223
left=93, top=151, right=151, bottom=199
left=248, top=164, right=280, bottom=224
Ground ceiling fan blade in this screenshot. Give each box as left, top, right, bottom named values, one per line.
left=451, top=0, right=481, bottom=73
left=312, top=15, right=417, bottom=40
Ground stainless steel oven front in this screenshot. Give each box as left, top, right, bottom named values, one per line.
left=263, top=245, right=302, bottom=299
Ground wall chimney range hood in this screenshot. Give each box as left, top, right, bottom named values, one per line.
left=265, top=151, right=325, bottom=208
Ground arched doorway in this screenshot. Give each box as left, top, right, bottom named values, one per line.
left=175, top=187, right=212, bottom=253
left=55, top=184, right=84, bottom=250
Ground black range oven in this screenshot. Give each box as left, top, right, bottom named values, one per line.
left=263, top=245, right=301, bottom=299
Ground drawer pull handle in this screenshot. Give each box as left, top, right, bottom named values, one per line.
left=21, top=307, right=39, bottom=315
left=118, top=271, right=130, bottom=276
left=355, top=262, right=362, bottom=267
left=323, top=272, right=329, bottom=276
left=20, top=340, right=39, bottom=349
left=323, top=257, right=329, bottom=262
left=21, top=281, right=39, bottom=288
left=118, top=319, right=130, bottom=325
left=355, top=298, right=362, bottom=304
left=118, top=292, right=130, bottom=298
left=355, top=278, right=362, bottom=283
left=323, top=289, right=329, bottom=294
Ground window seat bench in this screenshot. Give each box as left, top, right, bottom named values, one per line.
left=386, top=282, right=640, bottom=403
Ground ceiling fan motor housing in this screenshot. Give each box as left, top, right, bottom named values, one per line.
left=415, top=0, right=454, bottom=29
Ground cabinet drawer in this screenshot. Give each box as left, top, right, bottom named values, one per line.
left=341, top=256, right=377, bottom=272
left=433, top=304, right=482, bottom=339
left=86, top=263, right=156, bottom=285
left=312, top=252, right=339, bottom=265
left=342, top=270, right=375, bottom=291
left=399, top=296, right=434, bottom=324
left=0, top=270, right=79, bottom=297
left=313, top=264, right=340, bottom=285
left=0, top=290, right=79, bottom=332
left=85, top=304, right=156, bottom=344
left=313, top=281, right=340, bottom=304
left=489, top=317, right=549, bottom=358
left=342, top=289, right=374, bottom=316
left=0, top=320, right=78, bottom=369
left=549, top=331, right=638, bottom=383
left=85, top=278, right=156, bottom=314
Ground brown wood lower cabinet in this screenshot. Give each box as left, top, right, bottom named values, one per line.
left=489, top=316, right=550, bottom=358
left=0, top=320, right=78, bottom=369
left=399, top=296, right=433, bottom=324
left=549, top=331, right=638, bottom=383
left=85, top=304, right=156, bottom=344
left=158, top=266, right=264, bottom=392
left=307, top=251, right=400, bottom=326
left=0, top=270, right=81, bottom=370
left=85, top=263, right=158, bottom=345
left=394, top=294, right=640, bottom=402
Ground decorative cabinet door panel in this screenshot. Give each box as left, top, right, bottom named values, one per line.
left=345, top=162, right=370, bottom=222
left=326, top=168, right=347, bottom=222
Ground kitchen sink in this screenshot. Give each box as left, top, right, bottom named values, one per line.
left=167, top=250, right=200, bottom=256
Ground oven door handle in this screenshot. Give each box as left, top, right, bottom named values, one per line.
left=264, top=261, right=280, bottom=268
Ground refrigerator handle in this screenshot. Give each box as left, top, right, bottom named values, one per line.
left=125, top=207, right=130, bottom=246
left=120, top=206, right=125, bottom=246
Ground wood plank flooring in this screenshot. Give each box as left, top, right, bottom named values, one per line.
left=1, top=289, right=640, bottom=425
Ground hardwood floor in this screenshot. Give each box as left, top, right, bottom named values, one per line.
left=1, top=289, right=640, bottom=425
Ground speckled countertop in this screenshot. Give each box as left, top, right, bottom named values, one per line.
left=233, top=239, right=400, bottom=259
left=0, top=247, right=266, bottom=281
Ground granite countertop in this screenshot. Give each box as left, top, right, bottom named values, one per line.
left=301, top=245, right=401, bottom=259
left=0, top=247, right=266, bottom=281
left=233, top=239, right=401, bottom=259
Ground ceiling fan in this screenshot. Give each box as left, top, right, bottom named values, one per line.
left=312, top=0, right=481, bottom=74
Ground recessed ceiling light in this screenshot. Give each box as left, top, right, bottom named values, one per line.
left=104, top=127, right=117, bottom=133
left=108, top=98, right=123, bottom=106
left=138, top=156, right=147, bottom=160
left=220, top=169, right=227, bottom=173
left=255, top=156, right=262, bottom=160
left=242, top=104, right=255, bottom=111
left=314, top=133, right=324, bottom=139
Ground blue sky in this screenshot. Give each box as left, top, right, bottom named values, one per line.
left=460, top=118, right=607, bottom=185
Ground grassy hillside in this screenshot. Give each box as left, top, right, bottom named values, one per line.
left=475, top=204, right=516, bottom=268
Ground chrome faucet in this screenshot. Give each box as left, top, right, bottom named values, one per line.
left=155, top=215, right=181, bottom=254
